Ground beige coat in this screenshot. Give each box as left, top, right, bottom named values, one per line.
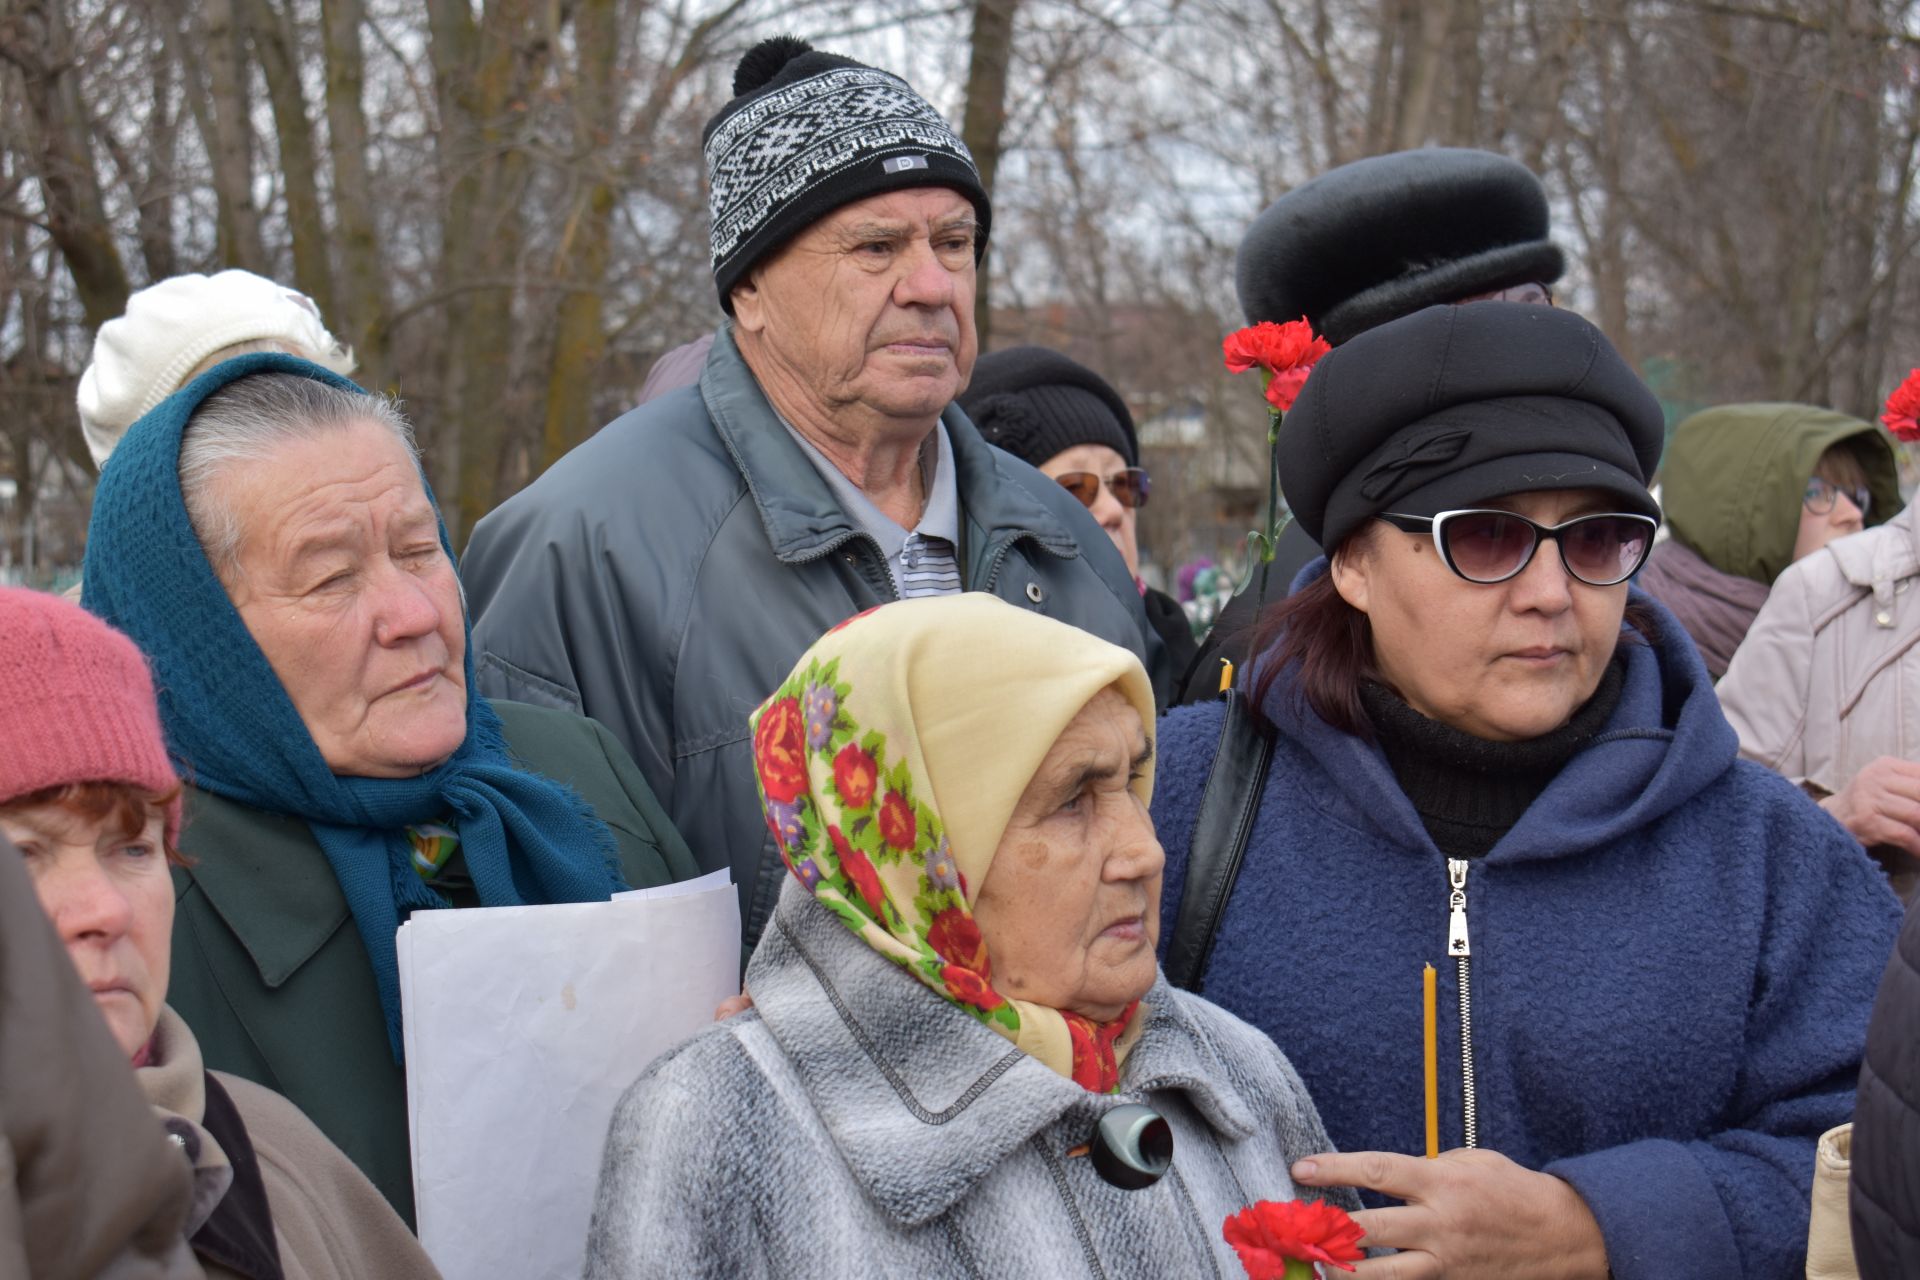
left=139, top=1008, right=440, bottom=1280
left=0, top=840, right=201, bottom=1280
left=1719, top=500, right=1920, bottom=793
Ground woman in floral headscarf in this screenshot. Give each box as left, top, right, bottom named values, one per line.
left=586, top=595, right=1354, bottom=1278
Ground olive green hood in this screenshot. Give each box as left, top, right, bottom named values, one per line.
left=1660, top=402, right=1900, bottom=586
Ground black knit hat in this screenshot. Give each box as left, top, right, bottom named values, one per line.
left=703, top=36, right=991, bottom=311
left=958, top=347, right=1138, bottom=467
left=1237, top=148, right=1565, bottom=346
left=1279, top=303, right=1664, bottom=549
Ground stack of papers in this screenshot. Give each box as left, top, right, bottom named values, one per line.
left=399, top=870, right=740, bottom=1279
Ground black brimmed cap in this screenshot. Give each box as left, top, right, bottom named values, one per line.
left=1279, top=303, right=1664, bottom=549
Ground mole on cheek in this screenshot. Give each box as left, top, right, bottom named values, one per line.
left=1015, top=838, right=1051, bottom=870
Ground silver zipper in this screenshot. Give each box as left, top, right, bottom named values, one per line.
left=1447, top=858, right=1479, bottom=1149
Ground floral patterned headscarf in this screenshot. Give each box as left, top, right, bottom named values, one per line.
left=750, top=594, right=1159, bottom=1092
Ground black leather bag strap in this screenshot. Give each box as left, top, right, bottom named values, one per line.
left=1163, top=687, right=1276, bottom=992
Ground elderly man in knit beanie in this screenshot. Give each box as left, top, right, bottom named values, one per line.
left=1178, top=147, right=1566, bottom=704
left=463, top=36, right=1159, bottom=944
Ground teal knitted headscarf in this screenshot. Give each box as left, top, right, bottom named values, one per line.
left=83, top=353, right=625, bottom=1060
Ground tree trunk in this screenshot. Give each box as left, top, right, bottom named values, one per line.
left=960, top=0, right=1019, bottom=350
left=2, top=0, right=130, bottom=328
left=243, top=0, right=333, bottom=315
left=540, top=0, right=620, bottom=469
left=199, top=0, right=269, bottom=271
left=320, top=0, right=391, bottom=390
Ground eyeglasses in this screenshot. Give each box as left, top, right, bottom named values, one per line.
left=1455, top=281, right=1555, bottom=306
left=1056, top=467, right=1150, bottom=511
left=1804, top=476, right=1871, bottom=519
left=1377, top=509, right=1659, bottom=586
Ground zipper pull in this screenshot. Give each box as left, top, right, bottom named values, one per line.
left=1447, top=858, right=1471, bottom=958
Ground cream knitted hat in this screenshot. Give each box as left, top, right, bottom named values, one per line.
left=77, top=270, right=355, bottom=470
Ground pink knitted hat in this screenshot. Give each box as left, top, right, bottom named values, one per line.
left=0, top=587, right=181, bottom=842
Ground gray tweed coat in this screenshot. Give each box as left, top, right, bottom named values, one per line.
left=585, top=879, right=1355, bottom=1279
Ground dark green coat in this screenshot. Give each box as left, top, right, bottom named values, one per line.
left=166, top=700, right=699, bottom=1227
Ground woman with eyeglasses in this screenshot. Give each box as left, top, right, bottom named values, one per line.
left=960, top=345, right=1200, bottom=703
left=1149, top=303, right=1899, bottom=1280
left=1635, top=404, right=1898, bottom=680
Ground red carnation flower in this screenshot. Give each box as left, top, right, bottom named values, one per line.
left=1223, top=1199, right=1365, bottom=1278
left=833, top=744, right=878, bottom=810
left=836, top=837, right=888, bottom=919
left=1883, top=368, right=1920, bottom=442
left=752, top=697, right=808, bottom=804
left=878, top=790, right=917, bottom=850
left=940, top=963, right=1005, bottom=1011
left=926, top=907, right=988, bottom=972
left=1222, top=319, right=1330, bottom=414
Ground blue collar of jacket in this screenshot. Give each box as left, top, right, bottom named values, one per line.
left=1257, top=560, right=1740, bottom=866
left=699, top=323, right=1079, bottom=567
left=747, top=879, right=1265, bottom=1227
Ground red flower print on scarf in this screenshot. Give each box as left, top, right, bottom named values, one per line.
left=878, top=790, right=917, bottom=850
left=834, top=744, right=877, bottom=810
left=1063, top=1003, right=1140, bottom=1093
left=837, top=835, right=888, bottom=919
left=753, top=696, right=807, bottom=804
left=1222, top=1198, right=1366, bottom=1277
left=926, top=907, right=987, bottom=972
left=940, top=963, right=1005, bottom=1011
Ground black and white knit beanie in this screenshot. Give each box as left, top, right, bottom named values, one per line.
left=703, top=36, right=991, bottom=311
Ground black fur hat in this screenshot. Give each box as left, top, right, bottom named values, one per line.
left=1236, top=148, right=1564, bottom=345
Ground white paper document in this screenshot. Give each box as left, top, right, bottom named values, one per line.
left=400, top=875, right=740, bottom=1280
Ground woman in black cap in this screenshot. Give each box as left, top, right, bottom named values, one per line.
left=1150, top=302, right=1900, bottom=1279
left=960, top=345, right=1199, bottom=704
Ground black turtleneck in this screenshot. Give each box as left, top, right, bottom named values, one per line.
left=1359, top=656, right=1627, bottom=859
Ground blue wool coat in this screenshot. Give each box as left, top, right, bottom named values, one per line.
left=1151, top=585, right=1902, bottom=1280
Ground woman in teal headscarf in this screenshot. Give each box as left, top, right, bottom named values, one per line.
left=83, top=354, right=698, bottom=1223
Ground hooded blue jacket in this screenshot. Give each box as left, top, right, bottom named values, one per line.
left=1151, top=582, right=1901, bottom=1280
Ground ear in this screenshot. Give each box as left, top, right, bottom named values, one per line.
left=730, top=273, right=768, bottom=333
left=1328, top=539, right=1373, bottom=616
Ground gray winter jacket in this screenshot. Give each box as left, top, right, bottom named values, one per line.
left=585, top=880, right=1352, bottom=1280
left=463, top=326, right=1161, bottom=942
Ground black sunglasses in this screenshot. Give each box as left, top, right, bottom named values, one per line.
left=1377, top=509, right=1659, bottom=587
left=1056, top=467, right=1150, bottom=511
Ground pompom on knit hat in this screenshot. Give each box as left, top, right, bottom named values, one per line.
left=78, top=269, right=355, bottom=471
left=958, top=346, right=1138, bottom=469
left=703, top=35, right=990, bottom=311
left=0, top=587, right=181, bottom=842
left=1236, top=148, right=1565, bottom=346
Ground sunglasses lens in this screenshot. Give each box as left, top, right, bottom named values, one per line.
left=1441, top=512, right=1538, bottom=582
left=1560, top=516, right=1651, bottom=585
left=1111, top=468, right=1150, bottom=510
left=1056, top=472, right=1101, bottom=509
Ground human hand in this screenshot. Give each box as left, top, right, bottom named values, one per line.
left=1822, top=757, right=1920, bottom=857
left=1291, top=1148, right=1608, bottom=1279
left=714, top=989, right=753, bottom=1020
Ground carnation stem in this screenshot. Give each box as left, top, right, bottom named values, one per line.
left=1280, top=1260, right=1318, bottom=1280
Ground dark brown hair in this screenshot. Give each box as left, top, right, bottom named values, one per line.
left=1, top=781, right=187, bottom=867
left=1247, top=530, right=1659, bottom=740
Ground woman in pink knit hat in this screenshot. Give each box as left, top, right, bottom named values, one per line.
left=0, top=586, right=439, bottom=1280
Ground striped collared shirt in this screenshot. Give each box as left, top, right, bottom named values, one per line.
left=782, top=419, right=963, bottom=599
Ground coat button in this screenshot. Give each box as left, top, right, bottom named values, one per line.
left=1878, top=610, right=1893, bottom=627
left=1026, top=582, right=1044, bottom=604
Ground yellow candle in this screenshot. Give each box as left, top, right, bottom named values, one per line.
left=1423, top=963, right=1439, bottom=1159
